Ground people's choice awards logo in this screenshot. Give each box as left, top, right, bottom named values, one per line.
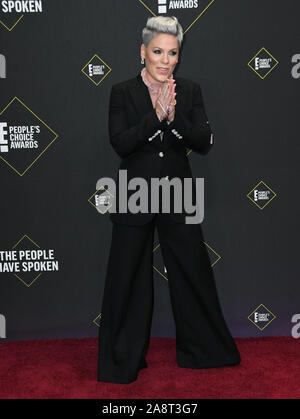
left=81, top=54, right=112, bottom=86
left=0, top=97, right=58, bottom=175
left=88, top=185, right=114, bottom=215
left=137, top=0, right=215, bottom=33
left=247, top=180, right=277, bottom=210
left=248, top=47, right=279, bottom=79
left=248, top=304, right=276, bottom=331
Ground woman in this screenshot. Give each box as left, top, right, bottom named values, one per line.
left=98, top=15, right=241, bottom=384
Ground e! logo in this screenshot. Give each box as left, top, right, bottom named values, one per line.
left=0, top=122, right=8, bottom=152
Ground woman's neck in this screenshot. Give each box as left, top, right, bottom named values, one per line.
left=145, top=68, right=163, bottom=84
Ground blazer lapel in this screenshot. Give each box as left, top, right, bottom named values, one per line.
left=130, top=72, right=155, bottom=115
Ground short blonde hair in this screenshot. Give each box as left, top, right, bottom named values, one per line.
left=142, top=15, right=183, bottom=49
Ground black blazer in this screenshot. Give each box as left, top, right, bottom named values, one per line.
left=107, top=72, right=214, bottom=225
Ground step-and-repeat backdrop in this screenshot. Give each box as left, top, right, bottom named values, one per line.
left=1, top=0, right=299, bottom=341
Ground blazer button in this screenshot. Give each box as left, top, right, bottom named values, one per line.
left=159, top=151, right=164, bottom=157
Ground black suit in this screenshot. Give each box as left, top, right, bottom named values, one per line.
left=108, top=72, right=213, bottom=225
left=97, top=72, right=241, bottom=384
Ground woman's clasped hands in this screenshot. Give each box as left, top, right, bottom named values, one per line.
left=155, top=78, right=177, bottom=123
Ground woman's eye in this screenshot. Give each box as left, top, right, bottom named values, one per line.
left=153, top=50, right=177, bottom=55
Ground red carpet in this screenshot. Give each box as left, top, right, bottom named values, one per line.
left=0, top=337, right=299, bottom=399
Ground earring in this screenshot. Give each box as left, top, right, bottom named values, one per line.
left=141, top=57, right=145, bottom=64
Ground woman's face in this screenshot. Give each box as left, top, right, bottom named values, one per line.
left=141, top=33, right=179, bottom=83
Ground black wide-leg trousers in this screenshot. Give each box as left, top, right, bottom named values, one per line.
left=97, top=213, right=241, bottom=384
